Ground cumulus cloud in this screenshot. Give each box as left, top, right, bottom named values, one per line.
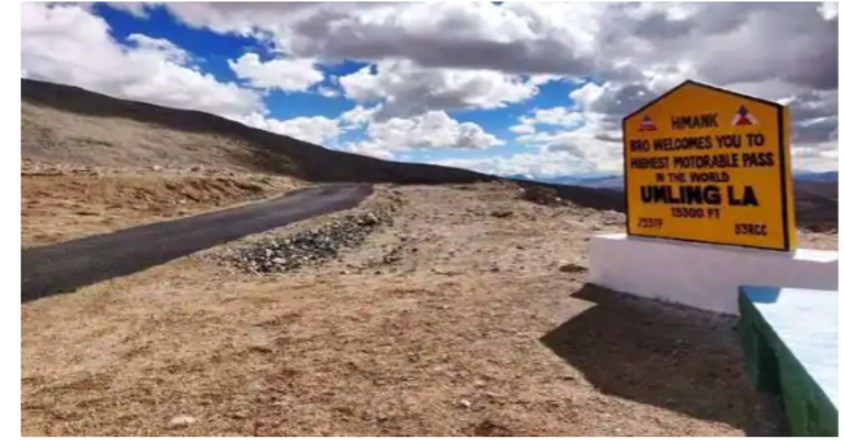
left=22, top=3, right=264, bottom=117
left=231, top=113, right=341, bottom=146
left=339, top=105, right=380, bottom=129
left=27, top=2, right=839, bottom=173
left=338, top=60, right=543, bottom=119
left=345, top=143, right=396, bottom=161
left=104, top=2, right=151, bottom=18
left=316, top=86, right=340, bottom=98
left=149, top=2, right=837, bottom=135
left=153, top=2, right=598, bottom=76
left=344, top=111, right=504, bottom=159
left=433, top=148, right=596, bottom=179
left=502, top=98, right=625, bottom=176
left=228, top=53, right=324, bottom=92
left=510, top=107, right=586, bottom=136
left=125, top=33, right=190, bottom=64
left=149, top=2, right=835, bottom=90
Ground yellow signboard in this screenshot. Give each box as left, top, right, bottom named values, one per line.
left=623, top=80, right=796, bottom=252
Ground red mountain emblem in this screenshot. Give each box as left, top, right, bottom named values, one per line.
left=639, top=115, right=657, bottom=131
left=732, top=105, right=757, bottom=126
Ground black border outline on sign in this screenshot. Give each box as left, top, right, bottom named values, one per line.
left=621, top=79, right=793, bottom=252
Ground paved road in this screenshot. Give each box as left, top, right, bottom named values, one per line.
left=21, top=184, right=374, bottom=303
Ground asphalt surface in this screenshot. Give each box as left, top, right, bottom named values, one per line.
left=21, top=184, right=374, bottom=303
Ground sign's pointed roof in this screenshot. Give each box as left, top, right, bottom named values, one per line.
left=623, top=79, right=784, bottom=122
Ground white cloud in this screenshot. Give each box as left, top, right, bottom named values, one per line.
left=150, top=3, right=837, bottom=142
left=150, top=2, right=834, bottom=92
left=368, top=112, right=504, bottom=150
left=154, top=2, right=597, bottom=76
left=228, top=53, right=324, bottom=92
left=434, top=148, right=596, bottom=179
left=339, top=105, right=380, bottom=129
left=510, top=107, right=585, bottom=136
left=316, top=86, right=339, bottom=98
left=345, top=143, right=395, bottom=161
left=338, top=59, right=541, bottom=118
left=25, top=2, right=838, bottom=173
left=117, top=4, right=839, bottom=101
left=105, top=2, right=151, bottom=18
left=125, top=33, right=190, bottom=64
left=141, top=2, right=345, bottom=37
left=818, top=2, right=838, bottom=20
left=22, top=3, right=263, bottom=117
left=502, top=103, right=626, bottom=176
left=509, top=122, right=535, bottom=136
left=344, top=111, right=504, bottom=159
left=231, top=113, right=341, bottom=146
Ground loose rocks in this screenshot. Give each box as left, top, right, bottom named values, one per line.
left=223, top=210, right=393, bottom=274
left=559, top=262, right=587, bottom=273
left=490, top=209, right=514, bottom=218
left=520, top=186, right=562, bottom=206
left=168, top=415, right=196, bottom=429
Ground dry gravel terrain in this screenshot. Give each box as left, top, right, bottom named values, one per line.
left=21, top=160, right=301, bottom=247
left=21, top=181, right=837, bottom=437
left=21, top=79, right=839, bottom=437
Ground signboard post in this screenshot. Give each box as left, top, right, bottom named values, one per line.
left=622, top=79, right=796, bottom=252
left=587, top=80, right=838, bottom=315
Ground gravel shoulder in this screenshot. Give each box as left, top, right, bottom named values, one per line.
left=21, top=183, right=838, bottom=436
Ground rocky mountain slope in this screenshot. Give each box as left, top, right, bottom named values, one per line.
left=21, top=79, right=622, bottom=212
left=22, top=79, right=492, bottom=184
left=21, top=78, right=835, bottom=229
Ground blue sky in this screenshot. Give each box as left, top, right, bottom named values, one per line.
left=96, top=1, right=583, bottom=141
left=21, top=2, right=839, bottom=175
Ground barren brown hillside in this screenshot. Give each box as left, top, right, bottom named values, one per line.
left=21, top=160, right=303, bottom=247
left=21, top=79, right=499, bottom=184
left=792, top=180, right=839, bottom=231
left=21, top=79, right=836, bottom=228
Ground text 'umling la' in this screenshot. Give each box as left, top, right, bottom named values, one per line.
left=640, top=185, right=760, bottom=207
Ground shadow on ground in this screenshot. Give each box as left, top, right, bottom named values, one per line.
left=540, top=284, right=786, bottom=436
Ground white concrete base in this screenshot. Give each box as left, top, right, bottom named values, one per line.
left=588, top=233, right=839, bottom=315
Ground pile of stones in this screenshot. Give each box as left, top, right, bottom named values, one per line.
left=519, top=185, right=563, bottom=206
left=225, top=209, right=393, bottom=274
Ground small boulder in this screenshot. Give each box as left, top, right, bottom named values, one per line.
left=169, top=415, right=196, bottom=428
left=559, top=263, right=587, bottom=273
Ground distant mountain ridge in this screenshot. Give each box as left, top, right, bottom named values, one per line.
left=507, top=170, right=838, bottom=191
left=793, top=171, right=839, bottom=182
left=503, top=174, right=624, bottom=191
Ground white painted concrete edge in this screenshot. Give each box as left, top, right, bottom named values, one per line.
left=587, top=233, right=839, bottom=315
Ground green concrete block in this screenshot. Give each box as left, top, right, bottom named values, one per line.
left=738, top=286, right=838, bottom=437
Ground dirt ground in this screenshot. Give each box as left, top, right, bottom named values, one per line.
left=20, top=182, right=838, bottom=436
left=21, top=161, right=301, bottom=247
